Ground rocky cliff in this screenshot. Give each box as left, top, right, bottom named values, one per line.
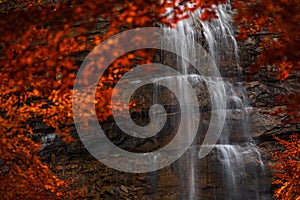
left=33, top=20, right=300, bottom=199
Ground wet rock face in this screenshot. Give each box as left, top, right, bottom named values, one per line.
left=34, top=17, right=299, bottom=200
left=40, top=130, right=272, bottom=200
left=239, top=39, right=300, bottom=141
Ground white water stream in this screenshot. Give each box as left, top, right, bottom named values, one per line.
left=156, top=2, right=270, bottom=199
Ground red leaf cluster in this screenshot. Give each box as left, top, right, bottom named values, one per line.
left=270, top=134, right=300, bottom=200
left=0, top=0, right=226, bottom=198
left=233, top=0, right=300, bottom=80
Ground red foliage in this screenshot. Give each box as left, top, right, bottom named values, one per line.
left=270, top=134, right=300, bottom=200
left=233, top=0, right=300, bottom=80
left=0, top=0, right=227, bottom=199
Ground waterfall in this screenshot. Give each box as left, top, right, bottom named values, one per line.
left=158, top=2, right=270, bottom=199
left=71, top=2, right=273, bottom=198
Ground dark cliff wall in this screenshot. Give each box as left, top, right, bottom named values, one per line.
left=239, top=35, right=300, bottom=156
left=33, top=23, right=300, bottom=199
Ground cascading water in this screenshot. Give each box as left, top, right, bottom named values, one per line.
left=82, top=2, right=272, bottom=199
left=155, top=2, right=270, bottom=200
